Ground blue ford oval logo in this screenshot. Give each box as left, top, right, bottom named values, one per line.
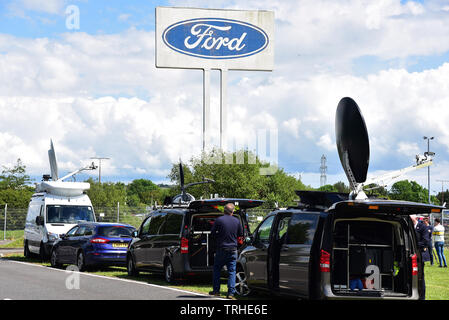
left=162, top=18, right=269, bottom=59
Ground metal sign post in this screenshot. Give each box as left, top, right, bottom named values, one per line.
left=220, top=69, right=228, bottom=150
left=156, top=7, right=274, bottom=152
left=203, top=68, right=211, bottom=151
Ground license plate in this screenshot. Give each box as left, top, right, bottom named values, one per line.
left=112, top=243, right=128, bottom=248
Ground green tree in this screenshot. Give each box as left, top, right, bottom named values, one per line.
left=167, top=149, right=310, bottom=208
left=0, top=188, right=34, bottom=208
left=0, top=158, right=32, bottom=190
left=364, top=183, right=389, bottom=199
left=85, top=178, right=127, bottom=208
left=436, top=190, right=449, bottom=208
left=126, top=179, right=164, bottom=206
left=318, top=184, right=338, bottom=192
left=333, top=181, right=350, bottom=193
left=388, top=180, right=439, bottom=204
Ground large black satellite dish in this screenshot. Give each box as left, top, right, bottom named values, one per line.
left=335, top=97, right=370, bottom=189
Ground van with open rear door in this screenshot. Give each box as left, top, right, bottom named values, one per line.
left=236, top=191, right=443, bottom=299
left=126, top=198, right=263, bottom=283
left=235, top=96, right=442, bottom=299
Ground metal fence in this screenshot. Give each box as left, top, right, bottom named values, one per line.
left=0, top=204, right=273, bottom=240
left=2, top=205, right=449, bottom=245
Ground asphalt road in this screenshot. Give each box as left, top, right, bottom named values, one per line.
left=0, top=258, right=219, bottom=300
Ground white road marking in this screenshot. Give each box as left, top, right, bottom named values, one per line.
left=0, top=258, right=224, bottom=299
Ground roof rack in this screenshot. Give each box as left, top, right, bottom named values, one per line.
left=291, top=190, right=349, bottom=211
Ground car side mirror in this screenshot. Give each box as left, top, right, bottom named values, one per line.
left=245, top=236, right=253, bottom=244
left=60, top=233, right=66, bottom=240
left=132, top=230, right=138, bottom=238
left=35, top=216, right=44, bottom=226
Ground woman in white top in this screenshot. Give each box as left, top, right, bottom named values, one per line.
left=433, top=218, right=447, bottom=268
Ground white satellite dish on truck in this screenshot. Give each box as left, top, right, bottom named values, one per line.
left=24, top=140, right=98, bottom=260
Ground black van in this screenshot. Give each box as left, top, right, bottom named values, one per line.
left=126, top=198, right=263, bottom=283
left=236, top=191, right=443, bottom=300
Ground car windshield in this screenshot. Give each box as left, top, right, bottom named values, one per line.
left=46, top=205, right=95, bottom=224
left=97, top=226, right=135, bottom=237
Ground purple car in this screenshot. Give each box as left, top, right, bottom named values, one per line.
left=50, top=222, right=136, bottom=271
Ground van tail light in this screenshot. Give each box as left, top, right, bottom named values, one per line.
left=181, top=237, right=189, bottom=254
left=90, top=237, right=109, bottom=244
left=411, top=254, right=418, bottom=276
left=320, top=250, right=331, bottom=272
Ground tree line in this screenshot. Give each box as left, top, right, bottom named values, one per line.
left=0, top=151, right=443, bottom=210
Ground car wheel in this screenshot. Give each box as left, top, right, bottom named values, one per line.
left=127, top=255, right=139, bottom=277
left=77, top=251, right=87, bottom=272
left=50, top=249, right=62, bottom=268
left=164, top=259, right=175, bottom=284
left=235, top=268, right=251, bottom=297
left=39, top=242, right=47, bottom=261
left=24, top=240, right=32, bottom=259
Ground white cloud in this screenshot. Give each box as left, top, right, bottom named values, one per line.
left=1, top=0, right=449, bottom=190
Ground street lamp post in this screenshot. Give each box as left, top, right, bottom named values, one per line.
left=90, top=157, right=110, bottom=184
left=423, top=136, right=434, bottom=204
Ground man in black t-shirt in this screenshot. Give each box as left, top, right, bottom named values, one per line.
left=209, top=203, right=243, bottom=299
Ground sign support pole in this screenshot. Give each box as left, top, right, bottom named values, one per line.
left=203, top=68, right=211, bottom=152
left=220, top=69, right=228, bottom=151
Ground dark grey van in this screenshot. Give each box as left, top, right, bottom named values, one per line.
left=126, top=198, right=263, bottom=283
left=236, top=191, right=443, bottom=300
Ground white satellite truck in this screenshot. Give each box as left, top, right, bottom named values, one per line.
left=24, top=140, right=97, bottom=259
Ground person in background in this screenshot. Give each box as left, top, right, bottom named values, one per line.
left=423, top=217, right=434, bottom=266
left=411, top=215, right=429, bottom=300
left=433, top=218, right=447, bottom=268
left=209, top=203, right=243, bottom=300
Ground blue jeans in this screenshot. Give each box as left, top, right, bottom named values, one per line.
left=434, top=241, right=447, bottom=267
left=213, top=249, right=237, bottom=296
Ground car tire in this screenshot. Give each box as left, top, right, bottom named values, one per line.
left=127, top=254, right=139, bottom=277
left=50, top=249, right=62, bottom=268
left=24, top=240, right=32, bottom=259
left=39, top=242, right=47, bottom=261
left=77, top=251, right=87, bottom=272
left=235, top=267, right=251, bottom=297
left=164, top=259, right=175, bottom=284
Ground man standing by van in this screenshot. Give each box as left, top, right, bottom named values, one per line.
left=411, top=215, right=430, bottom=300
left=209, top=203, right=243, bottom=299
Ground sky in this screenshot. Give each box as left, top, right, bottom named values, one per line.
left=1, top=0, right=449, bottom=195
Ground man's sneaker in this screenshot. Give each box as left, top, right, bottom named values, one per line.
left=209, top=291, right=220, bottom=296
left=226, top=295, right=237, bottom=300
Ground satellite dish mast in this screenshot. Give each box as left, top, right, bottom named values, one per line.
left=47, top=140, right=98, bottom=182
left=172, top=160, right=215, bottom=204
left=48, top=139, right=59, bottom=181
left=335, top=97, right=433, bottom=200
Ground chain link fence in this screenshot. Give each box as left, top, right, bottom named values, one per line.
left=0, top=204, right=273, bottom=242
left=2, top=205, right=449, bottom=245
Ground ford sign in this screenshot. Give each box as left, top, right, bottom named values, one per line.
left=162, top=18, right=269, bottom=59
